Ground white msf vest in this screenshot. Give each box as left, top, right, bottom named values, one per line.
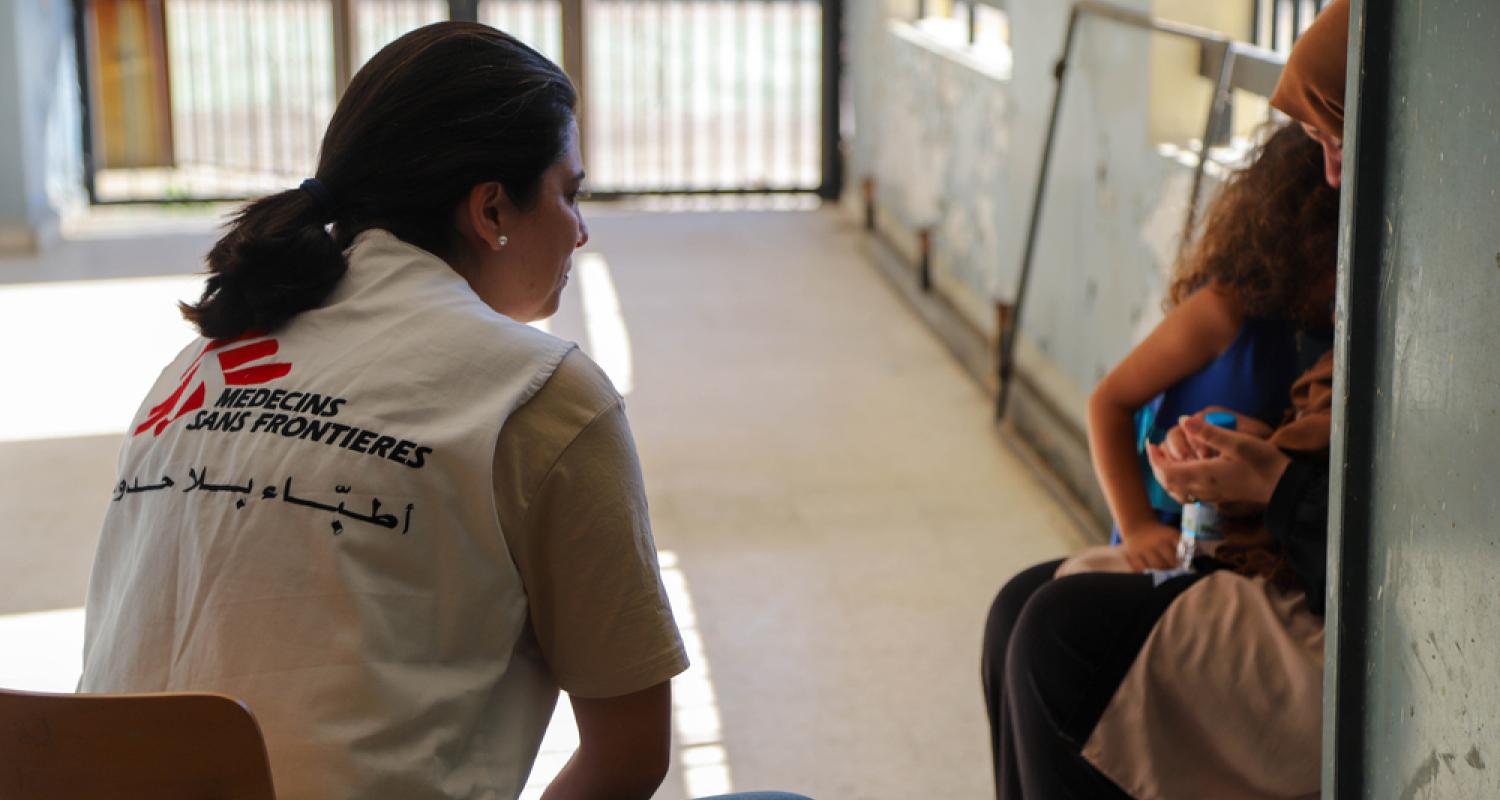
left=82, top=229, right=576, bottom=799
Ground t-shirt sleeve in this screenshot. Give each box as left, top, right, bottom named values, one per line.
left=494, top=351, right=688, bottom=698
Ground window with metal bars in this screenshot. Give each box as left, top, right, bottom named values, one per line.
left=913, top=0, right=1009, bottom=51
left=1253, top=0, right=1334, bottom=55
left=76, top=0, right=837, bottom=203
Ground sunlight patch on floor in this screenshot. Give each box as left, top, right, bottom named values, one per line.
left=576, top=253, right=634, bottom=396
left=0, top=607, right=85, bottom=693
left=520, top=550, right=733, bottom=798
left=661, top=550, right=735, bottom=797
left=518, top=691, right=581, bottom=800
left=0, top=276, right=202, bottom=443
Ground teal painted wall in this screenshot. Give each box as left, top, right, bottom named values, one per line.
left=1327, top=0, right=1500, bottom=794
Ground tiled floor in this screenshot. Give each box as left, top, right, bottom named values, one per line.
left=0, top=206, right=1084, bottom=799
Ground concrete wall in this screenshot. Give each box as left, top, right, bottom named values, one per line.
left=1014, top=4, right=1173, bottom=406
left=1148, top=0, right=1256, bottom=144
left=0, top=0, right=85, bottom=253
left=865, top=17, right=1013, bottom=334
left=849, top=0, right=1184, bottom=413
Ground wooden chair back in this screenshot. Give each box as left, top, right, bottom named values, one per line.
left=0, top=688, right=276, bottom=799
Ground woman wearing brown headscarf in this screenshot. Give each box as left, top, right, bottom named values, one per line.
left=980, top=3, right=1350, bottom=798
left=1272, top=0, right=1349, bottom=187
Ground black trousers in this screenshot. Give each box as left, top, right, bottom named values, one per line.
left=981, top=560, right=1204, bottom=800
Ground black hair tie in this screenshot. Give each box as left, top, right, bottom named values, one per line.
left=299, top=178, right=337, bottom=222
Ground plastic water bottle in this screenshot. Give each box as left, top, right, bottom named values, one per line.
left=1176, top=411, right=1238, bottom=570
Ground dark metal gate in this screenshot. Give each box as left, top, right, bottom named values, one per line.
left=74, top=0, right=842, bottom=203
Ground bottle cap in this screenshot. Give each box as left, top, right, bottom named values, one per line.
left=1204, top=411, right=1238, bottom=430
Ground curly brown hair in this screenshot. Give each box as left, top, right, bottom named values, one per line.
left=1167, top=123, right=1339, bottom=330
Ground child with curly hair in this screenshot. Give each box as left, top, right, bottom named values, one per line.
left=1087, top=122, right=1339, bottom=571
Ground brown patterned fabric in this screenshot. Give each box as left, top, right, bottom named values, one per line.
left=1215, top=350, right=1334, bottom=589
left=1269, top=0, right=1350, bottom=140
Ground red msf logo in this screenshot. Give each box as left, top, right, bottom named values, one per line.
left=134, top=332, right=293, bottom=437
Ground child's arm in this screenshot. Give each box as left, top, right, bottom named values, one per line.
left=1087, top=284, right=1244, bottom=570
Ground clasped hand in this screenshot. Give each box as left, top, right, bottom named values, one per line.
left=1145, top=410, right=1291, bottom=514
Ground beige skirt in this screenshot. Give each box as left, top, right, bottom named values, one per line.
left=1056, top=546, right=1326, bottom=792
left=1056, top=547, right=1325, bottom=799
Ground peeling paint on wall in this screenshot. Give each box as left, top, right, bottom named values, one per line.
left=870, top=21, right=1013, bottom=333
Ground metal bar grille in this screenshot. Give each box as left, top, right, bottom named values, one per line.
left=1255, top=0, right=1332, bottom=54
left=78, top=0, right=834, bottom=203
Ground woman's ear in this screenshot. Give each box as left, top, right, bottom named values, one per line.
left=458, top=181, right=513, bottom=252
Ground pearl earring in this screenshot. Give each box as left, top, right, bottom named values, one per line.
left=498, top=234, right=509, bottom=248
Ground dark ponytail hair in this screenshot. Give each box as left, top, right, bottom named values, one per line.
left=182, top=23, right=578, bottom=339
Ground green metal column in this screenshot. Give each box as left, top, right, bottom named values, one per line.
left=1327, top=0, right=1500, bottom=795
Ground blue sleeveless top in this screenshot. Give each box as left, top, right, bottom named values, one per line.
left=1109, top=317, right=1301, bottom=543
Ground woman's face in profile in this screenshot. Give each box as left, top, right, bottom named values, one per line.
left=471, top=120, right=590, bottom=322
left=1301, top=122, right=1343, bottom=189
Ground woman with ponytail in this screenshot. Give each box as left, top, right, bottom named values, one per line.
left=80, top=23, right=692, bottom=799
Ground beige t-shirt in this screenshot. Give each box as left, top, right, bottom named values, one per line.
left=493, top=349, right=689, bottom=698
